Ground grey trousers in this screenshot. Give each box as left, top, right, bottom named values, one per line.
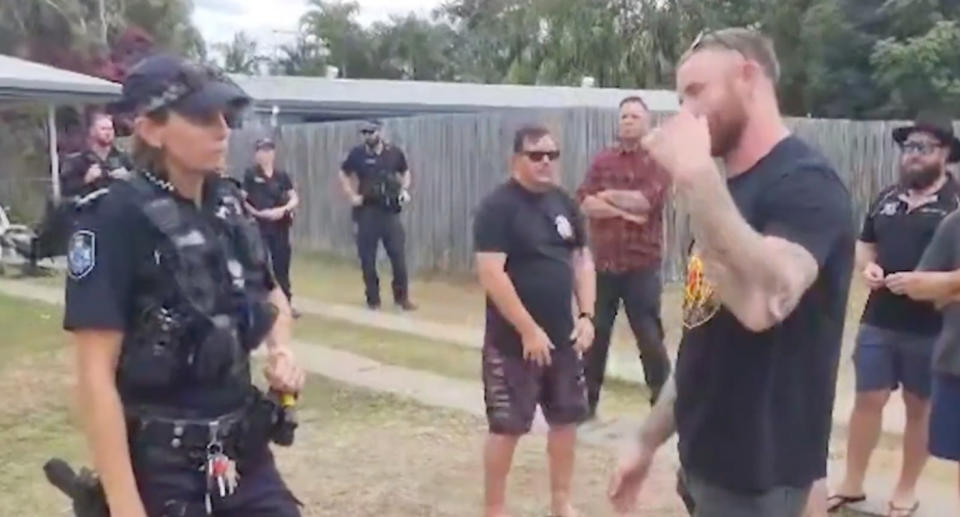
left=684, top=473, right=811, bottom=517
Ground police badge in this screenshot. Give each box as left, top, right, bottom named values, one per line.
left=67, top=231, right=96, bottom=280
left=554, top=215, right=574, bottom=240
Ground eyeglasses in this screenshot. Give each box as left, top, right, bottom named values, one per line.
left=901, top=142, right=943, bottom=156
left=523, top=150, right=561, bottom=162
left=360, top=129, right=377, bottom=135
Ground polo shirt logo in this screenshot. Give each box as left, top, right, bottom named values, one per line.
left=880, top=202, right=899, bottom=216
left=554, top=215, right=573, bottom=240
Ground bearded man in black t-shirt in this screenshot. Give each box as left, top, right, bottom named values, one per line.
left=608, top=28, right=855, bottom=517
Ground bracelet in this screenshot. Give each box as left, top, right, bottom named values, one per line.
left=578, top=312, right=594, bottom=324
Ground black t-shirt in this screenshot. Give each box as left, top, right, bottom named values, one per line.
left=60, top=147, right=133, bottom=199
left=341, top=143, right=408, bottom=209
left=63, top=176, right=275, bottom=416
left=860, top=177, right=959, bottom=334
left=675, top=136, right=855, bottom=493
left=473, top=180, right=587, bottom=356
left=242, top=166, right=295, bottom=233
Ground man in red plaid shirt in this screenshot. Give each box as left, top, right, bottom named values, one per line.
left=576, top=96, right=672, bottom=416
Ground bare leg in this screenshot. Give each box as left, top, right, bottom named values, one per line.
left=547, top=424, right=578, bottom=517
left=805, top=478, right=828, bottom=517
left=834, top=390, right=891, bottom=497
left=890, top=390, right=931, bottom=509
left=485, top=433, right=521, bottom=517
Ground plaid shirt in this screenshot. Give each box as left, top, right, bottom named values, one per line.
left=576, top=144, right=670, bottom=272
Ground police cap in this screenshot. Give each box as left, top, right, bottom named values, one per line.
left=109, top=55, right=251, bottom=128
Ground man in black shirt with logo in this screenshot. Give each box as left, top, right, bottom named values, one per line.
left=60, top=112, right=133, bottom=200
left=243, top=138, right=300, bottom=313
left=609, top=28, right=855, bottom=517
left=338, top=120, right=416, bottom=311
left=829, top=112, right=960, bottom=515
left=474, top=125, right=596, bottom=517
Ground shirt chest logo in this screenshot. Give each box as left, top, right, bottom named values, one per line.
left=880, top=202, right=899, bottom=216
left=554, top=215, right=574, bottom=240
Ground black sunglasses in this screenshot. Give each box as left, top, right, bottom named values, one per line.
left=523, top=150, right=561, bottom=162
left=360, top=129, right=377, bottom=135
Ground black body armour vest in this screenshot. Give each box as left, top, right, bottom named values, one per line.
left=118, top=172, right=277, bottom=413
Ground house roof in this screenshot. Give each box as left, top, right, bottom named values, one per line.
left=0, top=54, right=121, bottom=104
left=231, top=74, right=679, bottom=118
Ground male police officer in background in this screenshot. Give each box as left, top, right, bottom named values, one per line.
left=60, top=112, right=133, bottom=200
left=244, top=138, right=300, bottom=316
left=338, top=119, right=416, bottom=311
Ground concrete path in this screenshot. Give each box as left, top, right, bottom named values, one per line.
left=2, top=278, right=955, bottom=516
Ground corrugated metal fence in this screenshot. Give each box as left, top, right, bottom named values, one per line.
left=227, top=108, right=959, bottom=282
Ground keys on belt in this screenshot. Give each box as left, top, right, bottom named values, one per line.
left=203, top=421, right=240, bottom=514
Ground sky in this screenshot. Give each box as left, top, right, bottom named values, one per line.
left=193, top=0, right=444, bottom=57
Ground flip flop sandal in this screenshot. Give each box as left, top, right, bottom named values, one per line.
left=888, top=501, right=920, bottom=517
left=826, top=494, right=866, bottom=513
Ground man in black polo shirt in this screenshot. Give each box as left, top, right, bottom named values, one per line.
left=609, top=28, right=855, bottom=517
left=829, top=112, right=960, bottom=515
left=243, top=138, right=300, bottom=312
left=474, top=125, right=596, bottom=517
left=338, top=119, right=416, bottom=310
left=59, top=112, right=133, bottom=200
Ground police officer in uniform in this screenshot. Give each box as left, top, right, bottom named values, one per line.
left=243, top=138, right=299, bottom=314
left=64, top=55, right=306, bottom=517
left=60, top=112, right=133, bottom=200
left=338, top=120, right=417, bottom=310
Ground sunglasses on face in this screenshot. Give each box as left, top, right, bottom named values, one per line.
left=523, top=150, right=561, bottom=162
left=901, top=141, right=943, bottom=156
left=360, top=129, right=377, bottom=135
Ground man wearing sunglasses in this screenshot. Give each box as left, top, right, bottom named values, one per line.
left=338, top=119, right=416, bottom=311
left=608, top=28, right=855, bottom=517
left=829, top=112, right=960, bottom=516
left=576, top=95, right=672, bottom=418
left=474, top=125, right=596, bottom=517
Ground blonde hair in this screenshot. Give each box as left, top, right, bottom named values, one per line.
left=131, top=110, right=170, bottom=177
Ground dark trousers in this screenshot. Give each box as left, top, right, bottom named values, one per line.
left=585, top=267, right=670, bottom=413
left=355, top=206, right=409, bottom=305
left=262, top=229, right=292, bottom=301
left=134, top=447, right=300, bottom=517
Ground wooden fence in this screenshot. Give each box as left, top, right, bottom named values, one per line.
left=226, top=108, right=960, bottom=282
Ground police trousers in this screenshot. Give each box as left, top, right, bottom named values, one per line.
left=132, top=445, right=300, bottom=517
left=261, top=229, right=292, bottom=301
left=354, top=206, right=408, bottom=305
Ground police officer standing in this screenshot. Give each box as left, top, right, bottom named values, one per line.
left=243, top=138, right=300, bottom=315
left=60, top=112, right=133, bottom=200
left=64, top=55, right=305, bottom=517
left=338, top=119, right=416, bottom=311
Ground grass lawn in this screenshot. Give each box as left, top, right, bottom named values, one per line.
left=0, top=291, right=686, bottom=517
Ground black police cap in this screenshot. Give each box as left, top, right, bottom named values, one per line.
left=109, top=55, right=251, bottom=125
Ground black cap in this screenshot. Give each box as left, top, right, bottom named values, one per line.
left=893, top=110, right=960, bottom=163
left=255, top=138, right=275, bottom=150
left=109, top=54, right=250, bottom=126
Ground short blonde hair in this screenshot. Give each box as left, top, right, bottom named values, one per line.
left=682, top=28, right=780, bottom=83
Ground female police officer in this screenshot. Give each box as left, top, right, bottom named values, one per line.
left=63, top=54, right=306, bottom=517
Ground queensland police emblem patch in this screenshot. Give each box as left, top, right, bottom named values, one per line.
left=67, top=230, right=96, bottom=280
left=554, top=215, right=574, bottom=240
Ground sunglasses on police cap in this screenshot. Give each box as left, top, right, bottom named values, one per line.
left=522, top=150, right=561, bottom=162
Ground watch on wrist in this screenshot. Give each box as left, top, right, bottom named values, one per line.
left=578, top=312, right=594, bottom=324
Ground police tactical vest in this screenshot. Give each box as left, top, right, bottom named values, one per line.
left=119, top=171, right=277, bottom=396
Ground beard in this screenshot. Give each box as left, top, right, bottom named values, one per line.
left=705, top=93, right=748, bottom=158
left=900, top=164, right=942, bottom=190
left=365, top=135, right=381, bottom=147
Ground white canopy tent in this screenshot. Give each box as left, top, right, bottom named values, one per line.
left=0, top=54, right=121, bottom=201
